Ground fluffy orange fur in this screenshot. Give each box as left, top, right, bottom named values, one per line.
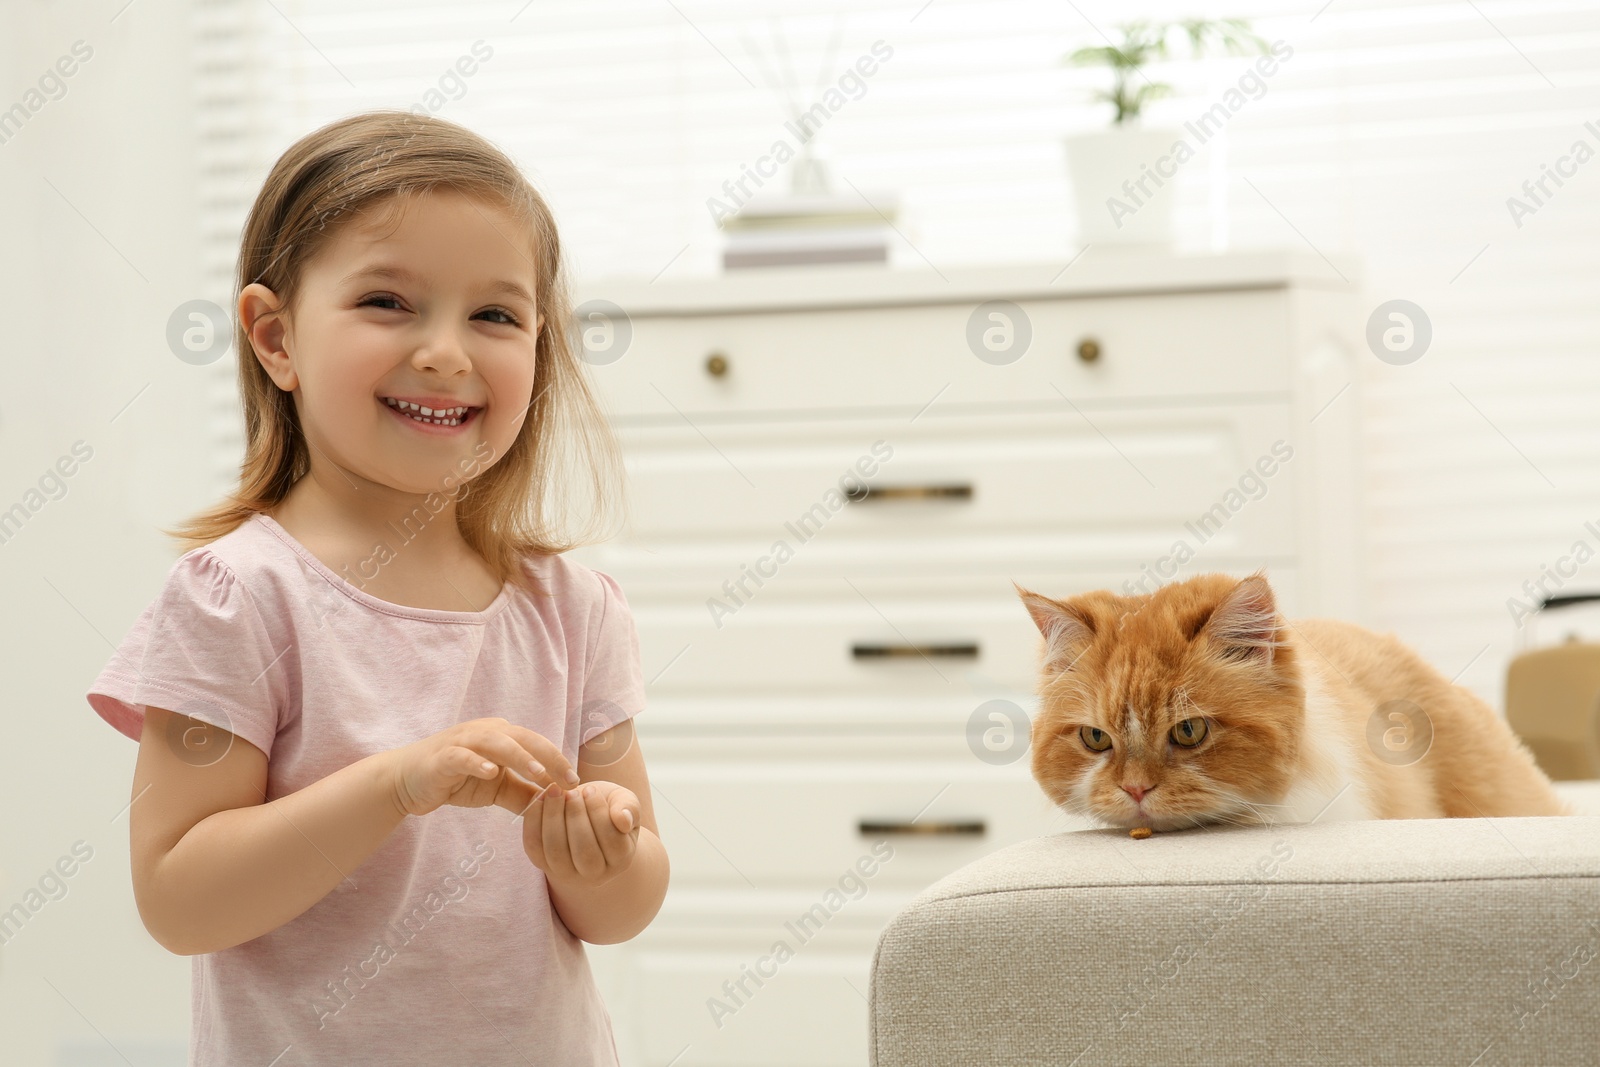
left=1018, top=571, right=1571, bottom=831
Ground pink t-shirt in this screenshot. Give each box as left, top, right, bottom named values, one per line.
left=85, top=512, right=645, bottom=1066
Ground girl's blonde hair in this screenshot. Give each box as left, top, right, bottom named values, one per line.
left=163, top=109, right=624, bottom=596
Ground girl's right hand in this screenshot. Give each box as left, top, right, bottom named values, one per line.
left=385, top=717, right=581, bottom=818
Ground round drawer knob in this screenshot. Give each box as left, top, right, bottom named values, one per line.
left=1076, top=337, right=1101, bottom=364
left=705, top=351, right=729, bottom=378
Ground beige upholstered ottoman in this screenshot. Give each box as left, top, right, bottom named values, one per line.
left=869, top=798, right=1600, bottom=1066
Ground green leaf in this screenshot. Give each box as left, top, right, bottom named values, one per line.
left=1066, top=16, right=1270, bottom=124
left=1067, top=45, right=1128, bottom=68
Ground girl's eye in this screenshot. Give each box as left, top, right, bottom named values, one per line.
left=360, top=294, right=404, bottom=311
left=1170, top=717, right=1208, bottom=747
left=476, top=307, right=520, bottom=326
left=1079, top=725, right=1112, bottom=752
left=357, top=295, right=520, bottom=326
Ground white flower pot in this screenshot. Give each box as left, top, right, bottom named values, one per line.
left=1064, top=127, right=1179, bottom=246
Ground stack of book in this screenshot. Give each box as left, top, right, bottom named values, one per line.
left=721, top=190, right=901, bottom=270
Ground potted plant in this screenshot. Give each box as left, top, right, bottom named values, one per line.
left=1064, top=18, right=1268, bottom=246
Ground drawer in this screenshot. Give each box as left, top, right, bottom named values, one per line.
left=644, top=751, right=1089, bottom=887
left=634, top=942, right=873, bottom=1065
left=606, top=567, right=1305, bottom=702
left=605, top=404, right=1298, bottom=556
left=593, top=896, right=902, bottom=1066
left=634, top=585, right=1055, bottom=697
left=582, top=287, right=1292, bottom=417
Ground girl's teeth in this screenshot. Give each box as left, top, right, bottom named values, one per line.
left=383, top=397, right=471, bottom=426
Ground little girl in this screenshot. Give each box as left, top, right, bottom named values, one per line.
left=85, top=110, right=667, bottom=1066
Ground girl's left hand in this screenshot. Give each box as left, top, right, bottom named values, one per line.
left=520, top=780, right=642, bottom=888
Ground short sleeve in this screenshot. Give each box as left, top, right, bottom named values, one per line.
left=85, top=549, right=289, bottom=760
left=575, top=568, right=646, bottom=748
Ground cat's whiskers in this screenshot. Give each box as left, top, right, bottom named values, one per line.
left=1206, top=784, right=1293, bottom=826
left=1190, top=806, right=1256, bottom=829
left=1171, top=765, right=1257, bottom=827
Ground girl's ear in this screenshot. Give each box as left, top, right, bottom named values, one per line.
left=238, top=282, right=296, bottom=391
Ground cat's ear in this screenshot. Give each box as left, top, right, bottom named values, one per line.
left=1200, top=572, right=1283, bottom=666
left=1015, top=584, right=1095, bottom=672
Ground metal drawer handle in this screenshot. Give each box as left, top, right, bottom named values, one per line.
left=848, top=483, right=972, bottom=502
left=1539, top=594, right=1600, bottom=611
left=852, top=642, right=980, bottom=660
left=859, top=819, right=986, bottom=837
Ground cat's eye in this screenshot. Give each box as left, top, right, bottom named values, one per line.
left=1170, top=717, right=1208, bottom=747
left=1079, top=725, right=1113, bottom=752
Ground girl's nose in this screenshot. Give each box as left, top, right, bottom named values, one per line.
left=412, top=331, right=472, bottom=372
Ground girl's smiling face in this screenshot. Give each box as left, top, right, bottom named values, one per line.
left=243, top=186, right=543, bottom=497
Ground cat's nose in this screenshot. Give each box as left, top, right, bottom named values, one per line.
left=1122, top=783, right=1154, bottom=802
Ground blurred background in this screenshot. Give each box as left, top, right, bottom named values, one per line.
left=5, top=1, right=1600, bottom=1064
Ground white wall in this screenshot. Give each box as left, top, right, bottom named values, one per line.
left=1, top=3, right=207, bottom=1063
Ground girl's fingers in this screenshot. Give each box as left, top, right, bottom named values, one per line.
left=519, top=784, right=637, bottom=883
left=467, top=732, right=568, bottom=792
left=541, top=787, right=575, bottom=880
left=497, top=774, right=541, bottom=818
left=566, top=786, right=607, bottom=879
left=520, top=794, right=548, bottom=868
left=595, top=791, right=639, bottom=869
left=609, top=790, right=639, bottom=834
left=454, top=737, right=548, bottom=815
left=505, top=777, right=563, bottom=819
left=507, top=726, right=580, bottom=787
left=451, top=746, right=500, bottom=779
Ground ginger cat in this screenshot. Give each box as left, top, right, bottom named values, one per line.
left=1017, top=571, right=1571, bottom=831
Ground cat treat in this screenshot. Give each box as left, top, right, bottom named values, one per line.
left=1129, top=826, right=1153, bottom=839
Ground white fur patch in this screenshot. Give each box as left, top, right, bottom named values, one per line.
left=1073, top=766, right=1097, bottom=816
left=1274, top=668, right=1376, bottom=825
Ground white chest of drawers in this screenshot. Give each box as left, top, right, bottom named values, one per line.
left=571, top=250, right=1361, bottom=1066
